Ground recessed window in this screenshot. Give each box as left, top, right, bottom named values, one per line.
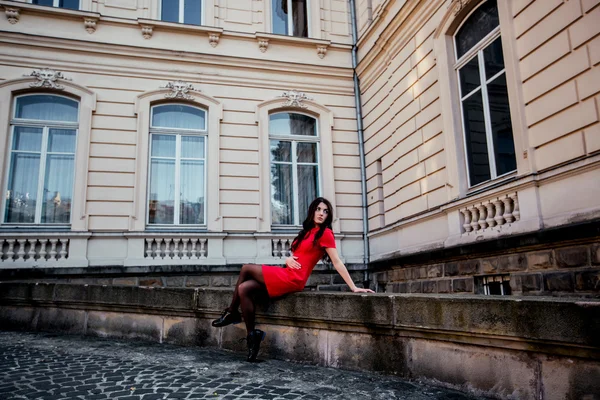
left=148, top=104, right=207, bottom=226
left=160, top=0, right=202, bottom=25
left=4, top=94, right=78, bottom=225
left=270, top=112, right=319, bottom=225
left=477, top=274, right=511, bottom=295
left=455, top=0, right=516, bottom=187
left=32, top=0, right=79, bottom=10
left=272, top=0, right=308, bottom=37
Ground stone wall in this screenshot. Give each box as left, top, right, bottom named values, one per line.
left=1, top=283, right=599, bottom=400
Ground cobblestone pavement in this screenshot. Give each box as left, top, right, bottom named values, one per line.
left=0, top=331, right=488, bottom=400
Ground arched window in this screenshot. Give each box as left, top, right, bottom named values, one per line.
left=147, top=104, right=207, bottom=226
left=455, top=0, right=516, bottom=187
left=160, top=0, right=203, bottom=25
left=4, top=94, right=78, bottom=224
left=269, top=112, right=320, bottom=225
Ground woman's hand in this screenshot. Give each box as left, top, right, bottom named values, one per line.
left=285, top=255, right=301, bottom=269
left=351, top=287, right=375, bottom=293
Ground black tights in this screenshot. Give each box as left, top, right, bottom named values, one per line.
left=228, top=264, right=267, bottom=334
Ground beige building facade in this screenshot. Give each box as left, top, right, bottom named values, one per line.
left=0, top=0, right=598, bottom=296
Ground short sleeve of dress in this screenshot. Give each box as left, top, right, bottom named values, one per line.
left=319, top=228, right=336, bottom=249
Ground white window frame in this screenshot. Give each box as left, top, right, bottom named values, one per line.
left=269, top=111, right=321, bottom=226
left=2, top=94, right=79, bottom=226
left=158, top=0, right=204, bottom=25
left=30, top=0, right=81, bottom=9
left=146, top=103, right=208, bottom=228
left=454, top=20, right=516, bottom=188
left=272, top=0, right=311, bottom=37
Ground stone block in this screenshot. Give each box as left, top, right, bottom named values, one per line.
left=556, top=246, right=589, bottom=268
left=426, top=264, right=443, bottom=278
left=139, top=278, right=163, bottom=287
left=510, top=275, right=523, bottom=294
left=210, top=276, right=231, bottom=287
left=480, top=258, right=498, bottom=274
left=409, top=281, right=422, bottom=293
left=521, top=274, right=543, bottom=293
left=185, top=276, right=209, bottom=287
left=165, top=276, right=185, bottom=287
left=163, top=317, right=217, bottom=347
left=437, top=280, right=451, bottom=293
left=458, top=260, right=479, bottom=275
left=36, top=307, right=85, bottom=334
left=527, top=251, right=555, bottom=270
left=544, top=272, right=574, bottom=292
left=541, top=357, right=600, bottom=400
left=497, top=254, right=527, bottom=272
left=422, top=280, right=437, bottom=293
left=592, top=244, right=600, bottom=265
left=452, top=278, right=473, bottom=293
left=113, top=277, right=138, bottom=286
left=87, top=311, right=162, bottom=342
left=138, top=287, right=195, bottom=310
left=375, top=272, right=388, bottom=283
left=444, top=262, right=459, bottom=276
left=333, top=271, right=363, bottom=285
left=390, top=282, right=408, bottom=293
left=0, top=306, right=38, bottom=331
left=388, top=268, right=407, bottom=281
left=575, top=270, right=600, bottom=292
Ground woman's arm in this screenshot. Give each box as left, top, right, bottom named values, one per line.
left=326, top=247, right=374, bottom=293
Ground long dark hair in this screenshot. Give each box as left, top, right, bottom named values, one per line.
left=290, top=197, right=334, bottom=260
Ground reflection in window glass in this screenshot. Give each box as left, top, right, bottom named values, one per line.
left=15, top=95, right=78, bottom=122
left=161, top=0, right=180, bottom=23
left=462, top=92, right=491, bottom=185
left=272, top=0, right=308, bottom=37
left=184, top=0, right=202, bottom=25
left=455, top=0, right=499, bottom=59
left=487, top=74, right=516, bottom=176
left=152, top=104, right=206, bottom=130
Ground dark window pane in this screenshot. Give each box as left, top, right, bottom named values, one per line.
left=32, top=0, right=53, bottom=6
left=161, top=0, right=180, bottom=23
left=455, top=0, right=499, bottom=59
left=269, top=113, right=317, bottom=136
left=483, top=37, right=505, bottom=80
left=462, top=91, right=491, bottom=185
left=458, top=56, right=481, bottom=98
left=59, top=0, right=79, bottom=9
left=271, top=164, right=294, bottom=225
left=292, top=0, right=308, bottom=37
left=152, top=104, right=205, bottom=130
left=487, top=74, right=516, bottom=176
left=15, top=95, right=78, bottom=122
left=270, top=140, right=291, bottom=162
left=184, top=0, right=201, bottom=25
left=5, top=153, right=40, bottom=224
left=12, top=127, right=43, bottom=152
left=273, top=0, right=289, bottom=35
left=148, top=159, right=176, bottom=224
left=297, top=142, right=316, bottom=163
left=297, top=165, right=318, bottom=221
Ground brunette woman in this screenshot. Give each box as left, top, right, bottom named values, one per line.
left=211, top=197, right=374, bottom=362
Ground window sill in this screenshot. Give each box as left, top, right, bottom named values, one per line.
left=465, top=171, right=518, bottom=198
left=137, top=18, right=223, bottom=35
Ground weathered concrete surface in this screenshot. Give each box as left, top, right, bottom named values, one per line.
left=1, top=283, right=599, bottom=399
left=0, top=331, right=486, bottom=400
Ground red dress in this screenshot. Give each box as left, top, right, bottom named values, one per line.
left=262, top=227, right=336, bottom=298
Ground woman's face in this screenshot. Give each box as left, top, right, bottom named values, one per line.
left=313, top=202, right=329, bottom=226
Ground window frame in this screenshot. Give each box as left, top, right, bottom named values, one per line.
left=158, top=0, right=204, bottom=25
left=269, top=111, right=322, bottom=226
left=2, top=94, right=80, bottom=226
left=30, top=0, right=81, bottom=9
left=146, top=103, right=208, bottom=228
left=271, top=0, right=311, bottom=38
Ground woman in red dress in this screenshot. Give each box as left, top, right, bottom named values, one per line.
left=211, top=197, right=374, bottom=362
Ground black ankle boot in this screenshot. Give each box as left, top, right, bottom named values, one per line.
left=246, top=329, right=265, bottom=362
left=211, top=309, right=242, bottom=327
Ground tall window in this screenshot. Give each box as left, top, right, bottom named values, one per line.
left=270, top=112, right=319, bottom=225
left=160, top=0, right=202, bottom=25
left=272, top=0, right=308, bottom=37
left=32, top=0, right=79, bottom=9
left=148, top=104, right=206, bottom=226
left=4, top=94, right=78, bottom=225
left=455, top=0, right=516, bottom=187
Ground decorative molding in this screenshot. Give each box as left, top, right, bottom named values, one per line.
left=161, top=80, right=196, bottom=100
left=451, top=0, right=475, bottom=15
left=24, top=68, right=72, bottom=90
left=141, top=24, right=153, bottom=39
left=83, top=17, right=97, bottom=34
left=258, top=38, right=269, bottom=53
left=208, top=32, right=220, bottom=47
left=5, top=7, right=19, bottom=24
left=459, top=192, right=520, bottom=234
left=279, top=89, right=313, bottom=108
left=317, top=44, right=328, bottom=59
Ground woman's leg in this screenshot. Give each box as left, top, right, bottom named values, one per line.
left=238, top=280, right=267, bottom=334
left=228, top=264, right=265, bottom=313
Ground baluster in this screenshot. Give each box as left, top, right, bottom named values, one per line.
left=190, top=239, right=198, bottom=259
left=470, top=206, right=480, bottom=232
left=58, top=239, right=68, bottom=259
left=503, top=196, right=515, bottom=223
left=477, top=204, right=488, bottom=229
left=168, top=239, right=176, bottom=259
left=199, top=239, right=206, bottom=257
left=485, top=202, right=496, bottom=227
left=7, top=240, right=15, bottom=261
left=460, top=209, right=472, bottom=233
left=511, top=193, right=520, bottom=221
left=39, top=240, right=48, bottom=261
left=493, top=199, right=505, bottom=226
left=49, top=239, right=58, bottom=260
left=158, top=239, right=166, bottom=259
left=285, top=239, right=291, bottom=257
left=27, top=239, right=37, bottom=260
left=16, top=239, right=26, bottom=261
left=175, top=239, right=183, bottom=259
left=274, top=239, right=281, bottom=257
left=145, top=239, right=152, bottom=258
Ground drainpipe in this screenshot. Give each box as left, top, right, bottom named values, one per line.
left=349, top=0, right=370, bottom=282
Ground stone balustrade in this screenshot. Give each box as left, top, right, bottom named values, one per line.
left=459, top=192, right=520, bottom=234
left=0, top=235, right=70, bottom=266
left=271, top=237, right=293, bottom=258
left=144, top=237, right=208, bottom=260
